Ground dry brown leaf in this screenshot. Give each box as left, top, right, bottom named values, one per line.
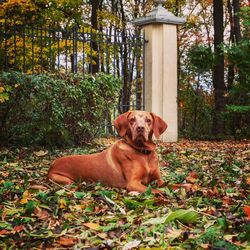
left=33, top=150, right=48, bottom=157
left=186, top=171, right=198, bottom=184
left=57, top=237, right=78, bottom=247
left=30, top=185, right=48, bottom=191
left=97, top=232, right=108, bottom=239
left=83, top=222, right=101, bottom=230
left=128, top=191, right=141, bottom=196
left=200, top=243, right=210, bottom=249
left=173, top=183, right=193, bottom=191
left=13, top=225, right=25, bottom=233
left=0, top=229, right=11, bottom=236
left=166, top=228, right=182, bottom=239
left=34, top=207, right=50, bottom=220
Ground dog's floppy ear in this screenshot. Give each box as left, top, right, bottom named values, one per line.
left=151, top=113, right=168, bottom=139
left=114, top=111, right=131, bottom=137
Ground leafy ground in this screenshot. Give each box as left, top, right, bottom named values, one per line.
left=0, top=139, right=249, bottom=250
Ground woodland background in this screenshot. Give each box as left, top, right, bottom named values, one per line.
left=0, top=0, right=249, bottom=146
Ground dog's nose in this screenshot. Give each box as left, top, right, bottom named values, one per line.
left=136, top=126, right=145, bottom=133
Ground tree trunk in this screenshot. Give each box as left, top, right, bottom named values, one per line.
left=227, top=0, right=235, bottom=90
left=232, top=0, right=242, bottom=43
left=212, top=0, right=227, bottom=135
left=119, top=0, right=130, bottom=113
left=89, top=0, right=99, bottom=74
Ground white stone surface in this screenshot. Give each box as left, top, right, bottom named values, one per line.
left=133, top=2, right=185, bottom=142
left=143, top=24, right=178, bottom=142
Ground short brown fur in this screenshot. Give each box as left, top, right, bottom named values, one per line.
left=47, top=111, right=167, bottom=193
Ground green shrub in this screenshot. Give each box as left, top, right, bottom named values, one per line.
left=0, top=71, right=121, bottom=146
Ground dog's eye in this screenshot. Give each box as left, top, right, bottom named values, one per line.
left=146, top=119, right=152, bottom=124
left=130, top=118, right=135, bottom=124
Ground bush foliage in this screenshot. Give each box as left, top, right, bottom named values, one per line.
left=0, top=72, right=121, bottom=146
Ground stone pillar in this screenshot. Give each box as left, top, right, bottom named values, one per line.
left=133, top=0, right=185, bottom=142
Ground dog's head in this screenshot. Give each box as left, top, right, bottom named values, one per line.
left=114, top=110, right=167, bottom=146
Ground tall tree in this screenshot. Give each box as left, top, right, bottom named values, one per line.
left=227, top=0, right=235, bottom=90
left=89, top=0, right=100, bottom=74
left=212, top=0, right=227, bottom=135
left=227, top=0, right=242, bottom=89
left=232, top=0, right=242, bottom=43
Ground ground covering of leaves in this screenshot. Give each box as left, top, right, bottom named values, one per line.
left=0, top=139, right=249, bottom=249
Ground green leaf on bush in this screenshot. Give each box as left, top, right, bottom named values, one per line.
left=0, top=72, right=121, bottom=146
left=226, top=105, right=250, bottom=113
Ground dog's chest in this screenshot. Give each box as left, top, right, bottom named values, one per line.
left=142, top=154, right=158, bottom=180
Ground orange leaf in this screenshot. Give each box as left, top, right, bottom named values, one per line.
left=189, top=171, right=198, bottom=178
left=57, top=237, right=78, bottom=247
left=0, top=229, right=11, bottom=236
left=243, top=206, right=250, bottom=220
left=58, top=199, right=67, bottom=209
left=13, top=225, right=25, bottom=233
left=20, top=190, right=32, bottom=204
left=34, top=207, right=49, bottom=220
left=247, top=177, right=250, bottom=185
left=186, top=171, right=198, bottom=184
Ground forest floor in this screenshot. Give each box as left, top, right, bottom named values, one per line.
left=0, top=139, right=249, bottom=249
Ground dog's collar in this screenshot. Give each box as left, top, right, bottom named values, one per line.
left=136, top=148, right=152, bottom=155
left=122, top=139, right=153, bottom=155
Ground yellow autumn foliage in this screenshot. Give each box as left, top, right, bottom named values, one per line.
left=0, top=0, right=37, bottom=18
left=59, top=198, right=67, bottom=209
left=20, top=190, right=32, bottom=204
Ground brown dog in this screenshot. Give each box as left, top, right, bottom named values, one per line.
left=47, top=111, right=167, bottom=193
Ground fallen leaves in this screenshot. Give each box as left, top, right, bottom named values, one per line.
left=30, top=184, right=48, bottom=190
left=185, top=171, right=198, bottom=184
left=166, top=228, right=183, bottom=240
left=143, top=209, right=198, bottom=225
left=33, top=150, right=48, bottom=157
left=172, top=183, right=197, bottom=192
left=0, top=140, right=249, bottom=249
left=57, top=237, right=78, bottom=247
left=243, top=206, right=250, bottom=220
left=20, top=190, right=32, bottom=204
left=12, top=225, right=25, bottom=233
left=164, top=209, right=198, bottom=224
left=58, top=198, right=67, bottom=209
left=83, top=222, right=101, bottom=230
left=122, top=239, right=141, bottom=250
left=0, top=225, right=25, bottom=236
left=34, top=207, right=50, bottom=220
left=247, top=177, right=250, bottom=185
